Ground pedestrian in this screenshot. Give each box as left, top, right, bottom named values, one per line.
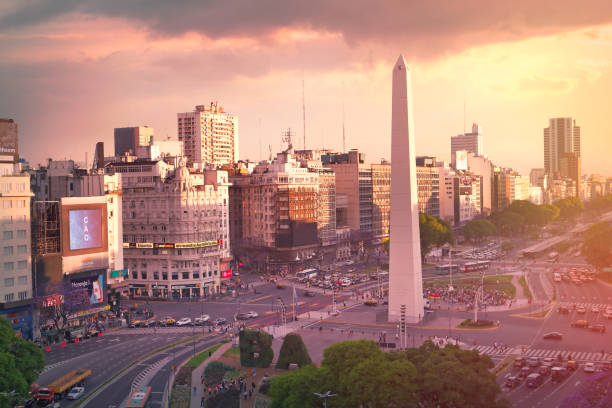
left=201, top=396, right=205, bottom=407
left=249, top=389, right=253, bottom=399
left=252, top=381, right=256, bottom=390
left=244, top=391, right=248, bottom=400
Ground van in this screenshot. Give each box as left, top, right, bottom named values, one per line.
left=526, top=373, right=543, bottom=388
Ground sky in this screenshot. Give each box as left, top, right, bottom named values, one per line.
left=2, top=1, right=612, bottom=176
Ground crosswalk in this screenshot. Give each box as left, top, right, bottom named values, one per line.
left=556, top=302, right=612, bottom=311
left=472, top=345, right=612, bottom=362
left=131, top=356, right=170, bottom=391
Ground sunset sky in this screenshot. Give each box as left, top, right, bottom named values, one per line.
left=2, top=1, right=612, bottom=176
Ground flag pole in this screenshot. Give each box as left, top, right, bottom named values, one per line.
left=292, top=285, right=296, bottom=321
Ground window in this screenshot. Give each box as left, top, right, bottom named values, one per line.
left=16, top=230, right=26, bottom=239
left=18, top=275, right=27, bottom=285
left=18, top=291, right=27, bottom=300
left=4, top=262, right=14, bottom=271
left=15, top=200, right=25, bottom=208
left=3, top=246, right=13, bottom=256
left=4, top=277, right=14, bottom=287
left=162, top=272, right=168, bottom=280
left=17, top=260, right=27, bottom=269
left=131, top=271, right=138, bottom=279
left=17, top=245, right=26, bottom=254
left=153, top=272, right=159, bottom=280
left=182, top=272, right=189, bottom=280
left=141, top=272, right=147, bottom=279
left=193, top=272, right=199, bottom=279
left=5, top=293, right=14, bottom=302
left=1, top=184, right=10, bottom=193
left=172, top=273, right=178, bottom=280
left=2, top=200, right=11, bottom=209
left=208, top=271, right=212, bottom=277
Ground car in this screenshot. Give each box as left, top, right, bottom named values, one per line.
left=566, top=360, right=578, bottom=371
left=589, top=324, right=606, bottom=333
left=304, top=290, right=316, bottom=297
left=571, top=319, right=589, bottom=328
left=527, top=357, right=540, bottom=367
left=526, top=373, right=543, bottom=388
left=364, top=299, right=378, bottom=306
left=504, top=376, right=521, bottom=388
left=128, top=319, right=141, bottom=328
left=557, top=306, right=570, bottom=315
left=602, top=361, right=612, bottom=371
left=246, top=311, right=258, bottom=318
left=214, top=317, right=228, bottom=325
left=576, top=306, right=587, bottom=314
left=551, top=366, right=569, bottom=382
left=194, top=315, right=211, bottom=325
left=514, top=357, right=526, bottom=369
left=163, top=316, right=176, bottom=326
left=141, top=319, right=156, bottom=327
left=584, top=362, right=596, bottom=373
left=176, top=317, right=192, bottom=326
left=518, top=366, right=532, bottom=378
left=538, top=365, right=552, bottom=376
left=542, top=357, right=555, bottom=367
left=276, top=283, right=285, bottom=289
left=66, top=386, right=85, bottom=400
left=592, top=305, right=600, bottom=313
left=543, top=332, right=563, bottom=340
left=236, top=313, right=250, bottom=321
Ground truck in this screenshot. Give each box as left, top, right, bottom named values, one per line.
left=34, top=369, right=91, bottom=402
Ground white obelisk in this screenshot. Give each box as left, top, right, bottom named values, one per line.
left=388, top=54, right=424, bottom=323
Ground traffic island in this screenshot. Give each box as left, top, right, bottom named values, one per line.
left=457, top=318, right=497, bottom=329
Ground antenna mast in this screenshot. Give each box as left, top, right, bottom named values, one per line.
left=258, top=118, right=262, bottom=161
left=302, top=76, right=306, bottom=150
left=342, top=81, right=346, bottom=152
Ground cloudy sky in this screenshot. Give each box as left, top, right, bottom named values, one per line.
left=2, top=0, right=612, bottom=175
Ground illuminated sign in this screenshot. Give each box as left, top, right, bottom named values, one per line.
left=111, top=269, right=128, bottom=278
left=61, top=202, right=108, bottom=259
left=42, top=294, right=64, bottom=308
left=70, top=274, right=105, bottom=305
left=69, top=209, right=103, bottom=250
left=123, top=240, right=221, bottom=249
left=222, top=270, right=232, bottom=278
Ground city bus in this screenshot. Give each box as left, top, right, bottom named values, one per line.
left=296, top=269, right=318, bottom=283
left=435, top=264, right=460, bottom=275
left=127, top=386, right=151, bottom=408
left=463, top=261, right=491, bottom=273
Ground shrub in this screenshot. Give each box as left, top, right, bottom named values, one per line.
left=275, top=333, right=312, bottom=369
left=205, top=388, right=241, bottom=408
left=204, top=361, right=235, bottom=386
left=239, top=329, right=274, bottom=368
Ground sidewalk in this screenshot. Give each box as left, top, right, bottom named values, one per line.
left=190, top=341, right=233, bottom=408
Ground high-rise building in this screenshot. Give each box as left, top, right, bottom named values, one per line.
left=178, top=103, right=239, bottom=168
left=415, top=156, right=440, bottom=218
left=451, top=123, right=483, bottom=166
left=559, top=152, right=581, bottom=198
left=543, top=118, right=580, bottom=176
left=530, top=168, right=546, bottom=188
left=114, top=126, right=154, bottom=157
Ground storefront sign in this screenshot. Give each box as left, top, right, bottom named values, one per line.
left=222, top=270, right=232, bottom=278
left=111, top=269, right=128, bottom=278
left=67, top=304, right=110, bottom=320
left=123, top=240, right=221, bottom=249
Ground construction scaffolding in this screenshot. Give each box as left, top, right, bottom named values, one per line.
left=32, top=201, right=61, bottom=256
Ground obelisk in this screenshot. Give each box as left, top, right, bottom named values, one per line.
left=388, top=54, right=424, bottom=323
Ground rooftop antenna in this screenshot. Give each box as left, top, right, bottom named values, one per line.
left=281, top=128, right=294, bottom=154
left=302, top=73, right=306, bottom=151
left=342, top=81, right=346, bottom=152
left=268, top=144, right=272, bottom=161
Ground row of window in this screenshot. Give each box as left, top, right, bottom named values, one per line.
left=4, top=276, right=28, bottom=287
left=4, top=291, right=29, bottom=302
left=2, top=230, right=27, bottom=240
left=3, top=245, right=28, bottom=256
left=3, top=261, right=28, bottom=271
left=130, top=270, right=218, bottom=280
left=0, top=183, right=26, bottom=193
left=2, top=199, right=27, bottom=209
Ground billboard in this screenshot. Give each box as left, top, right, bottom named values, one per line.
left=0, top=119, right=18, bottom=161
left=61, top=203, right=108, bottom=257
left=70, top=274, right=105, bottom=305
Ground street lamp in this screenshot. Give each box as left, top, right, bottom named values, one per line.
left=314, top=391, right=336, bottom=408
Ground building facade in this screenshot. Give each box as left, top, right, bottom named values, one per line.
left=544, top=117, right=581, bottom=176
left=178, top=103, right=238, bottom=168
left=114, top=126, right=154, bottom=157
left=451, top=123, right=484, bottom=166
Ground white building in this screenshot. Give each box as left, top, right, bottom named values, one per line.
left=178, top=103, right=239, bottom=168
left=111, top=158, right=231, bottom=298
left=510, top=175, right=530, bottom=201
left=451, top=123, right=484, bottom=166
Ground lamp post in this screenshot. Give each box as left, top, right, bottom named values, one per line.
left=314, top=391, right=336, bottom=408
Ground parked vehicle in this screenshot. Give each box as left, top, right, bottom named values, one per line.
left=176, top=318, right=192, bottom=326
left=163, top=316, right=176, bottom=326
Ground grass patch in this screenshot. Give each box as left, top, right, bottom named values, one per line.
left=457, top=318, right=495, bottom=329
left=492, top=355, right=517, bottom=377
left=518, top=275, right=532, bottom=299
left=423, top=274, right=515, bottom=298
left=186, top=343, right=224, bottom=368
left=170, top=366, right=193, bottom=408
left=521, top=308, right=550, bottom=319
left=223, top=345, right=240, bottom=360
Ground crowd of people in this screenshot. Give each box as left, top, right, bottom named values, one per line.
left=424, top=285, right=512, bottom=308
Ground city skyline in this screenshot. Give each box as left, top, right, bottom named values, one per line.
left=2, top=2, right=612, bottom=175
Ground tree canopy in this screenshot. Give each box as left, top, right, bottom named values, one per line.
left=276, top=333, right=312, bottom=369
left=554, top=197, right=584, bottom=219
left=419, top=213, right=454, bottom=261
left=583, top=222, right=612, bottom=270
left=269, top=340, right=508, bottom=408
left=462, top=219, right=497, bottom=242
left=490, top=211, right=524, bottom=236
left=0, top=317, right=45, bottom=407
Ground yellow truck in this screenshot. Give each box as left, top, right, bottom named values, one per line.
left=35, top=368, right=91, bottom=402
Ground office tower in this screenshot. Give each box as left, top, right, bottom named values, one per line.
left=530, top=168, right=546, bottom=187
left=178, top=103, right=239, bottom=168
left=559, top=152, right=581, bottom=198
left=114, top=126, right=154, bottom=157
left=451, top=123, right=483, bottom=166
left=389, top=55, right=423, bottom=323
left=543, top=117, right=580, bottom=176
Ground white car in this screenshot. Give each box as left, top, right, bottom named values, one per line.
left=176, top=317, right=192, bottom=326
left=194, top=315, right=210, bottom=325
left=66, top=386, right=85, bottom=400
left=246, top=311, right=258, bottom=318
left=584, top=362, right=596, bottom=373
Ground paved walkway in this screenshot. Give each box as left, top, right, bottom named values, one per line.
left=190, top=341, right=233, bottom=408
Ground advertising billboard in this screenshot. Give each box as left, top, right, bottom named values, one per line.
left=61, top=201, right=108, bottom=274
left=0, top=119, right=18, bottom=161
left=69, top=209, right=103, bottom=250
left=70, top=274, right=105, bottom=305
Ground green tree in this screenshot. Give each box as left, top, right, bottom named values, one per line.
left=540, top=204, right=560, bottom=224
left=554, top=197, right=584, bottom=219
left=419, top=213, right=455, bottom=261
left=462, top=219, right=497, bottom=242
left=583, top=222, right=612, bottom=270
left=239, top=329, right=274, bottom=368
left=269, top=365, right=327, bottom=408
left=0, top=317, right=45, bottom=407
left=276, top=333, right=312, bottom=369
left=491, top=211, right=524, bottom=235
